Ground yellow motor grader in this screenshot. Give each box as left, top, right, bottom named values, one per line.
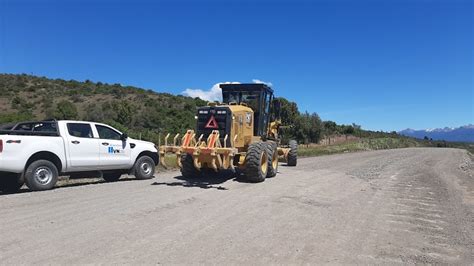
left=160, top=83, right=297, bottom=182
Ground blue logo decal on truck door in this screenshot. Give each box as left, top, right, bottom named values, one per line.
left=107, top=146, right=122, bottom=154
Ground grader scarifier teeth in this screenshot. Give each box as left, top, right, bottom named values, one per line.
left=159, top=130, right=238, bottom=172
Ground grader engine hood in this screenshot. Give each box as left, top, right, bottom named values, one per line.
left=196, top=106, right=232, bottom=147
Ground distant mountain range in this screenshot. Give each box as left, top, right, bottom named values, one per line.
left=399, top=125, right=474, bottom=143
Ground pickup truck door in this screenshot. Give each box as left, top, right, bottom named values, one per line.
left=65, top=123, right=100, bottom=169
left=94, top=124, right=132, bottom=168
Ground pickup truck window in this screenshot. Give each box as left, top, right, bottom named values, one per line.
left=16, top=124, right=33, bottom=131
left=33, top=123, right=57, bottom=132
left=12, top=122, right=58, bottom=132
left=67, top=123, right=93, bottom=138
left=96, top=125, right=121, bottom=140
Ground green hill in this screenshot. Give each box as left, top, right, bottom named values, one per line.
left=0, top=73, right=207, bottom=143
left=0, top=73, right=326, bottom=144
left=2, top=73, right=468, bottom=155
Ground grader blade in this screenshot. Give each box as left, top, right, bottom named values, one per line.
left=159, top=132, right=184, bottom=168
left=159, top=129, right=238, bottom=172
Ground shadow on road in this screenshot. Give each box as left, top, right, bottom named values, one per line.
left=151, top=170, right=243, bottom=190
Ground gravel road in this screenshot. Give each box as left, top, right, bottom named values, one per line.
left=0, top=148, right=472, bottom=264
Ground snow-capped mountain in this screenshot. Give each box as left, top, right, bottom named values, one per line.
left=399, top=125, right=474, bottom=143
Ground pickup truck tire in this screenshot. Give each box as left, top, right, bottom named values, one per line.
left=0, top=173, right=24, bottom=193
left=24, top=160, right=58, bottom=191
left=134, top=156, right=155, bottom=180
left=103, top=172, right=122, bottom=182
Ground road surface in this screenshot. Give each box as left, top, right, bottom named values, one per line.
left=0, top=148, right=473, bottom=264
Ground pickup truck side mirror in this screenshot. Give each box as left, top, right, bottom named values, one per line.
left=121, top=133, right=128, bottom=141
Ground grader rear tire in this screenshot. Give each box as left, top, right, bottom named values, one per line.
left=287, top=140, right=298, bottom=166
left=180, top=154, right=201, bottom=179
left=243, top=142, right=268, bottom=183
left=266, top=141, right=279, bottom=178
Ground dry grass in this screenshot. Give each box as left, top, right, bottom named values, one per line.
left=299, top=137, right=422, bottom=157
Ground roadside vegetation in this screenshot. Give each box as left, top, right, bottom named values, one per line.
left=1, top=73, right=471, bottom=157
left=0, top=74, right=396, bottom=144
left=298, top=137, right=422, bottom=157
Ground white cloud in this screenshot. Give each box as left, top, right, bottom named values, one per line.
left=252, top=79, right=273, bottom=87
left=182, top=82, right=240, bottom=102
left=182, top=79, right=273, bottom=101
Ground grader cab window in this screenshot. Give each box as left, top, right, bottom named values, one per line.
left=220, top=84, right=274, bottom=137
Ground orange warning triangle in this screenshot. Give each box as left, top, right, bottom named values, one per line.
left=205, top=115, right=219, bottom=129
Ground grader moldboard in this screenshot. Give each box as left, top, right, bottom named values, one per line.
left=160, top=84, right=297, bottom=182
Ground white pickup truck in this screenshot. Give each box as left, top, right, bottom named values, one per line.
left=0, top=120, right=159, bottom=192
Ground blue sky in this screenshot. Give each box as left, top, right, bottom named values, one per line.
left=0, top=0, right=472, bottom=131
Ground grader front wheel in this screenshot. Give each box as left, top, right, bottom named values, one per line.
left=266, top=142, right=279, bottom=178
left=180, top=154, right=201, bottom=179
left=243, top=142, right=268, bottom=183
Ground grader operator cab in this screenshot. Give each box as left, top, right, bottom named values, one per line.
left=160, top=83, right=297, bottom=182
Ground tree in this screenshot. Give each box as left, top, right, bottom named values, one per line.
left=113, top=101, right=133, bottom=126
left=308, top=113, right=323, bottom=143
left=323, top=121, right=338, bottom=136
left=10, top=96, right=33, bottom=118
left=294, top=112, right=322, bottom=144
left=276, top=97, right=300, bottom=143
left=54, top=100, right=78, bottom=120
left=278, top=97, right=300, bottom=125
left=343, top=125, right=355, bottom=135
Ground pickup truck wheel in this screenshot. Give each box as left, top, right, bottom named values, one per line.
left=24, top=160, right=58, bottom=191
left=0, top=173, right=24, bottom=193
left=134, top=156, right=155, bottom=180
left=103, top=172, right=122, bottom=182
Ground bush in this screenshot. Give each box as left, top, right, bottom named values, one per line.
left=54, top=100, right=78, bottom=120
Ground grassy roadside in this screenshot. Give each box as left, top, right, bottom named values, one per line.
left=299, top=138, right=474, bottom=157
left=298, top=137, right=423, bottom=157
left=442, top=142, right=474, bottom=154
left=298, top=137, right=422, bottom=157
left=157, top=154, right=179, bottom=170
